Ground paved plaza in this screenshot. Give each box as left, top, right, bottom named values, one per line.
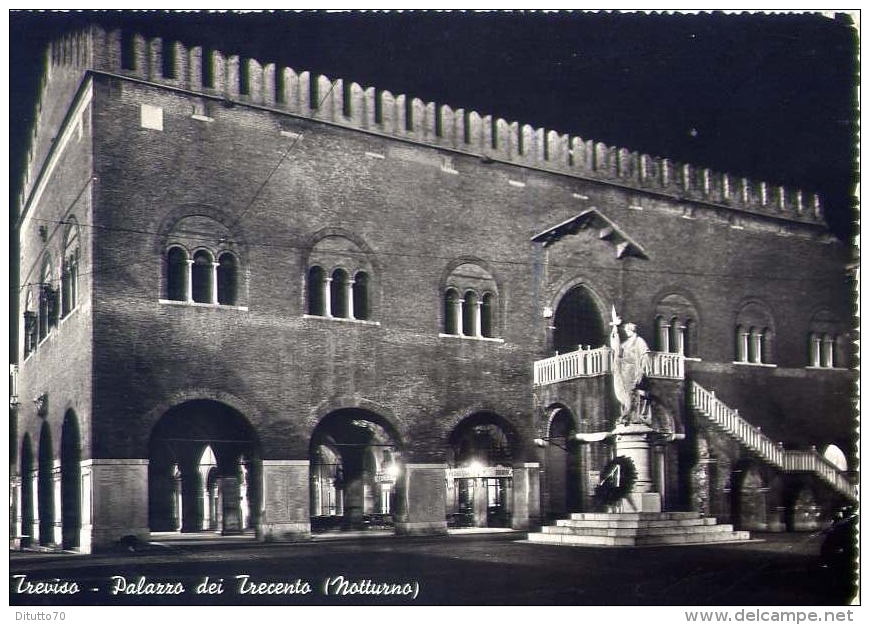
left=8, top=530, right=858, bottom=606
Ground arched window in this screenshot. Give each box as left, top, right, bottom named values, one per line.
left=307, top=266, right=326, bottom=316
left=38, top=260, right=57, bottom=341
left=331, top=268, right=349, bottom=318
left=217, top=252, right=238, bottom=305
left=735, top=302, right=775, bottom=364
left=444, top=288, right=461, bottom=335
left=654, top=293, right=699, bottom=357
left=162, top=214, right=243, bottom=307
left=191, top=250, right=215, bottom=304
left=655, top=315, right=669, bottom=352
left=444, top=263, right=499, bottom=339
left=353, top=271, right=370, bottom=320
left=669, top=317, right=682, bottom=353
left=684, top=319, right=696, bottom=357
left=462, top=290, right=479, bottom=337
left=808, top=310, right=846, bottom=369
left=735, top=325, right=749, bottom=363
left=481, top=293, right=495, bottom=338
left=165, top=247, right=188, bottom=301
left=61, top=219, right=80, bottom=317
left=307, top=234, right=375, bottom=321
left=23, top=291, right=37, bottom=357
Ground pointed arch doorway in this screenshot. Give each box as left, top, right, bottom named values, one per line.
left=552, top=285, right=607, bottom=353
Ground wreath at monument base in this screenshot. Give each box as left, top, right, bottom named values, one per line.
left=593, top=456, right=638, bottom=507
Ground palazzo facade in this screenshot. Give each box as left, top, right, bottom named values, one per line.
left=10, top=27, right=856, bottom=552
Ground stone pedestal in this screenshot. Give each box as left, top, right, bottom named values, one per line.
left=258, top=460, right=310, bottom=541
left=81, top=459, right=150, bottom=554
left=219, top=476, right=242, bottom=535
left=511, top=463, right=541, bottom=530
left=613, top=424, right=661, bottom=513
left=395, top=463, right=448, bottom=536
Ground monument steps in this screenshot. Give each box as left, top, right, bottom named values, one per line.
left=527, top=512, right=752, bottom=547
left=544, top=522, right=738, bottom=537
left=555, top=517, right=717, bottom=529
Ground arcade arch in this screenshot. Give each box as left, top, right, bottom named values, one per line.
left=309, top=408, right=402, bottom=532
left=445, top=413, right=519, bottom=528
left=148, top=400, right=260, bottom=535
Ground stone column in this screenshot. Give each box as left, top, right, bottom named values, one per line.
left=30, top=470, right=39, bottom=546
left=395, top=463, right=448, bottom=536
left=345, top=277, right=355, bottom=319
left=10, top=474, right=21, bottom=549
left=52, top=461, right=63, bottom=546
left=613, top=425, right=661, bottom=513
left=259, top=460, right=310, bottom=541
left=452, top=298, right=464, bottom=335
left=658, top=323, right=670, bottom=354
left=738, top=331, right=750, bottom=362
left=473, top=299, right=483, bottom=337
left=322, top=277, right=333, bottom=317
left=185, top=259, right=194, bottom=303
left=751, top=331, right=763, bottom=364
left=210, top=261, right=220, bottom=304
left=81, top=459, right=149, bottom=554
left=810, top=336, right=821, bottom=367
left=511, top=463, right=541, bottom=530
left=822, top=337, right=834, bottom=368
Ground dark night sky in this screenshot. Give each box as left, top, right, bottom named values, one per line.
left=8, top=10, right=859, bottom=240
left=8, top=10, right=859, bottom=238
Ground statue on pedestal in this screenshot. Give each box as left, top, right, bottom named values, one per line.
left=609, top=308, right=652, bottom=426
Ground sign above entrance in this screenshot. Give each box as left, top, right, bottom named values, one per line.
left=447, top=466, right=513, bottom=480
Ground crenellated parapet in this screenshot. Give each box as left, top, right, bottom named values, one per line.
left=21, top=26, right=826, bottom=228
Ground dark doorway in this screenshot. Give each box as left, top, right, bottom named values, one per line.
left=37, top=422, right=54, bottom=546
left=20, top=435, right=35, bottom=548
left=60, top=410, right=82, bottom=549
left=553, top=286, right=606, bottom=353
left=544, top=409, right=583, bottom=520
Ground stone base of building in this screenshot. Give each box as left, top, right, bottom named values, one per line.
left=395, top=521, right=448, bottom=536
left=257, top=522, right=311, bottom=542
left=85, top=526, right=151, bottom=554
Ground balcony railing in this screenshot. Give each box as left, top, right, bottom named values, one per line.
left=690, top=381, right=855, bottom=500
left=533, top=346, right=612, bottom=386
left=533, top=347, right=684, bottom=386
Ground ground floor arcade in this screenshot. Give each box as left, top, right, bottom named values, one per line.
left=11, top=399, right=545, bottom=552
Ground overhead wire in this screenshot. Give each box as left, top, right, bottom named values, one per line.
left=15, top=211, right=850, bottom=292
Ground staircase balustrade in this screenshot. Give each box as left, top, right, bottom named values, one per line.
left=690, top=380, right=855, bottom=500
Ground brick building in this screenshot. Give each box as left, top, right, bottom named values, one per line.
left=10, top=27, right=856, bottom=553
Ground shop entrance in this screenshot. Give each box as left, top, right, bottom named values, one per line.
left=309, top=409, right=402, bottom=532
left=446, top=414, right=518, bottom=528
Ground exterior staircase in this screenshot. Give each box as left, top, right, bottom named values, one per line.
left=689, top=381, right=856, bottom=501
left=527, top=512, right=750, bottom=547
